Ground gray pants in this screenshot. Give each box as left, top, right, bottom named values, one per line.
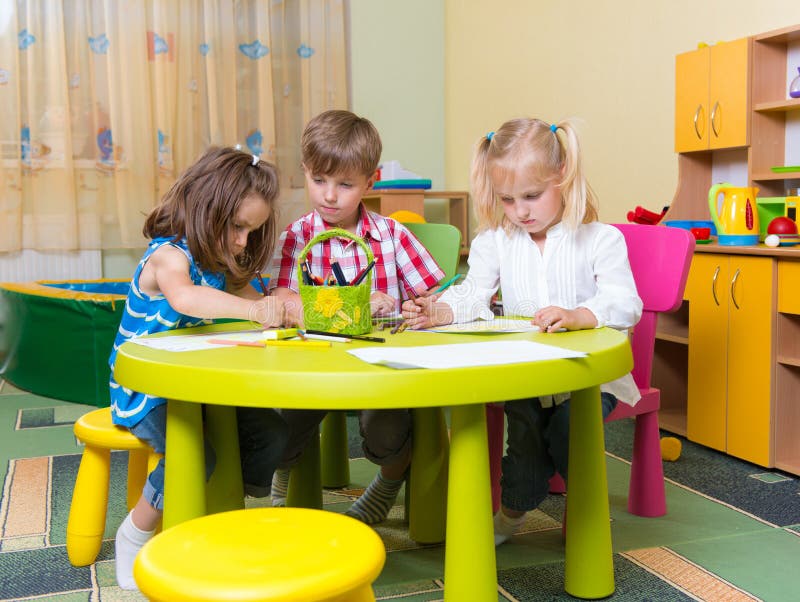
left=278, top=409, right=412, bottom=467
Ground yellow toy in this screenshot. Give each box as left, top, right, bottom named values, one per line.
left=660, top=436, right=682, bottom=462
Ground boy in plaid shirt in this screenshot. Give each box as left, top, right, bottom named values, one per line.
left=268, top=110, right=444, bottom=524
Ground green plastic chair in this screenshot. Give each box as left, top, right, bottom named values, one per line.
left=403, top=222, right=463, bottom=280
left=294, top=221, right=463, bottom=543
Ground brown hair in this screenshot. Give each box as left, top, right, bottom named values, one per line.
left=471, top=118, right=598, bottom=234
left=143, top=147, right=279, bottom=289
left=301, top=110, right=382, bottom=178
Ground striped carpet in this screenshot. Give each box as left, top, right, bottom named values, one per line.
left=1, top=385, right=799, bottom=601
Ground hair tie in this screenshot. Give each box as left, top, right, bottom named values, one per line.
left=486, top=131, right=495, bottom=141
left=550, top=124, right=558, bottom=133
left=252, top=154, right=259, bottom=166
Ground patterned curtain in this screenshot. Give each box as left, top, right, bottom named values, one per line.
left=0, top=0, right=347, bottom=252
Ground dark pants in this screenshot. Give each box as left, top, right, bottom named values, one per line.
left=277, top=409, right=412, bottom=468
left=500, top=392, right=617, bottom=512
left=236, top=407, right=290, bottom=488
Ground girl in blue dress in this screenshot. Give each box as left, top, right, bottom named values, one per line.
left=109, top=147, right=289, bottom=590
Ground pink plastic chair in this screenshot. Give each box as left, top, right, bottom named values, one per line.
left=487, top=223, right=695, bottom=517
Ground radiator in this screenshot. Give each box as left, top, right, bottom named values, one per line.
left=0, top=249, right=102, bottom=283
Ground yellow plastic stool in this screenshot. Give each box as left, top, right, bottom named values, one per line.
left=66, top=407, right=160, bottom=566
left=134, top=507, right=386, bottom=602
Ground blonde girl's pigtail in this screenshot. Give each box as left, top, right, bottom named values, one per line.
left=470, top=133, right=501, bottom=232
left=555, top=120, right=598, bottom=227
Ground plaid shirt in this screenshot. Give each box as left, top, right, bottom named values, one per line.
left=269, top=205, right=444, bottom=312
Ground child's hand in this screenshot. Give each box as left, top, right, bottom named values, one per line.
left=401, top=296, right=454, bottom=330
left=370, top=291, right=396, bottom=317
left=534, top=306, right=597, bottom=333
left=248, top=297, right=286, bottom=328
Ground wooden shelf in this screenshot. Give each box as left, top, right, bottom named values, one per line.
left=753, top=98, right=800, bottom=112
left=659, top=408, right=687, bottom=437
left=754, top=24, right=800, bottom=44
left=656, top=332, right=689, bottom=345
left=752, top=171, right=800, bottom=181
left=362, top=189, right=470, bottom=252
left=776, top=355, right=800, bottom=367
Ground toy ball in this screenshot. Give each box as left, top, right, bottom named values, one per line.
left=765, top=234, right=780, bottom=247
left=767, top=216, right=799, bottom=236
left=660, top=436, right=682, bottom=462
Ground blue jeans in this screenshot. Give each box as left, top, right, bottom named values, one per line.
left=129, top=404, right=216, bottom=511
left=500, top=392, right=617, bottom=512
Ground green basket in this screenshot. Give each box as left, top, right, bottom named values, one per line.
left=297, top=228, right=373, bottom=335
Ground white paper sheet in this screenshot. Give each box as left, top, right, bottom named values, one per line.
left=129, top=328, right=290, bottom=352
left=420, top=318, right=538, bottom=334
left=347, top=340, right=586, bottom=370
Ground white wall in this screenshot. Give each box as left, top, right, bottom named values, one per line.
left=348, top=0, right=445, bottom=189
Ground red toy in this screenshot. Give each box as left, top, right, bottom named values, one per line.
left=627, top=205, right=668, bottom=225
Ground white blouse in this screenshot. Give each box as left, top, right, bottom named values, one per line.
left=439, top=221, right=643, bottom=406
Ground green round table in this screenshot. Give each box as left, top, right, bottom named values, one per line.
left=115, top=322, right=632, bottom=600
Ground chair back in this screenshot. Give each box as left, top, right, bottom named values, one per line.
left=402, top=222, right=463, bottom=280
left=612, top=224, right=695, bottom=390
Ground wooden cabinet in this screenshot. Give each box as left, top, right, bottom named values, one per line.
left=685, top=254, right=774, bottom=466
left=674, top=38, right=750, bottom=153
left=775, top=260, right=800, bottom=474
left=750, top=26, right=800, bottom=197
left=656, top=23, right=800, bottom=474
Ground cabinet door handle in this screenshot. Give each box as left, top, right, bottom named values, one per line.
left=730, top=268, right=741, bottom=310
left=693, top=104, right=705, bottom=140
left=712, top=265, right=720, bottom=306
left=711, top=101, right=721, bottom=138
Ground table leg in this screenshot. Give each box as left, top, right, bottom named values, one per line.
left=408, top=407, right=448, bottom=544
left=205, top=405, right=245, bottom=514
left=444, top=404, right=497, bottom=601
left=163, top=400, right=207, bottom=529
left=287, top=428, right=323, bottom=509
left=564, top=386, right=614, bottom=598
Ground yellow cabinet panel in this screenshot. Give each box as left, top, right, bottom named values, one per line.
left=687, top=255, right=728, bottom=451
left=675, top=38, right=749, bottom=153
left=686, top=254, right=773, bottom=466
left=675, top=47, right=710, bottom=153
left=726, top=256, right=773, bottom=465
left=777, top=260, right=800, bottom=315
left=708, top=38, right=750, bottom=150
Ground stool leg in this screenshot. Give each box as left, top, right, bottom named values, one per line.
left=205, top=405, right=245, bottom=514
left=287, top=428, right=323, bottom=509
left=126, top=449, right=149, bottom=512
left=320, top=411, right=350, bottom=488
left=407, top=407, right=448, bottom=544
left=67, top=444, right=111, bottom=566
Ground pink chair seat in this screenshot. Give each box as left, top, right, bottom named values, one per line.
left=488, top=223, right=695, bottom=518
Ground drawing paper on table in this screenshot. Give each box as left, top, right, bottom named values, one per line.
left=130, top=328, right=295, bottom=352
left=347, top=340, right=586, bottom=370
left=420, top=318, right=538, bottom=334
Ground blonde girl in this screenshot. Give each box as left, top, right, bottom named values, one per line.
left=401, top=118, right=642, bottom=544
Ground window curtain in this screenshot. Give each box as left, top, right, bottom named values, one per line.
left=0, top=0, right=347, bottom=252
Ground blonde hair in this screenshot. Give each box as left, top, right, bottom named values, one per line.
left=471, top=118, right=598, bottom=234
left=301, top=109, right=382, bottom=178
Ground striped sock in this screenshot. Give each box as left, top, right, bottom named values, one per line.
left=270, top=468, right=289, bottom=507
left=345, top=471, right=403, bottom=524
